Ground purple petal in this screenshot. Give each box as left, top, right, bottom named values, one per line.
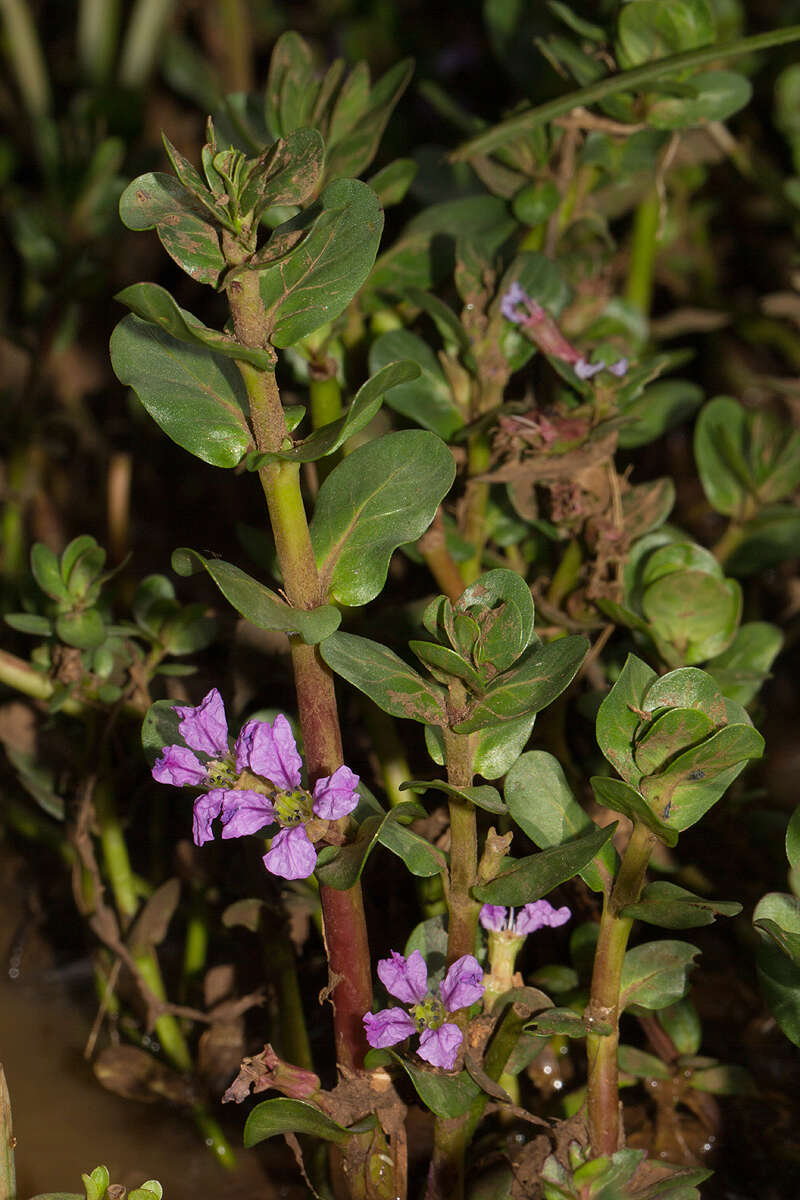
left=608, top=357, right=629, bottom=378
left=479, top=904, right=508, bottom=932
left=417, top=1023, right=462, bottom=1070
left=312, top=766, right=360, bottom=820
left=263, top=825, right=317, bottom=880
left=377, top=949, right=429, bottom=1005
left=175, top=688, right=229, bottom=757
left=440, top=955, right=484, bottom=1012
left=153, top=744, right=208, bottom=788
left=500, top=281, right=529, bottom=324
left=515, top=900, right=572, bottom=935
left=192, top=790, right=225, bottom=846
left=574, top=358, right=605, bottom=380
left=219, top=790, right=276, bottom=839
left=363, top=1007, right=416, bottom=1049
left=236, top=714, right=302, bottom=790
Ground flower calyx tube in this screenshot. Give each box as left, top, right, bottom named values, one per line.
left=363, top=949, right=484, bottom=1070
left=480, top=900, right=571, bottom=1009
left=151, top=689, right=359, bottom=880
left=500, top=281, right=628, bottom=380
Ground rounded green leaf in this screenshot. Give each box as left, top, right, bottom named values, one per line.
left=110, top=316, right=252, bottom=468
left=619, top=940, right=700, bottom=1012
left=369, top=329, right=464, bottom=439
left=618, top=379, right=703, bottom=449
left=591, top=775, right=678, bottom=846
left=320, top=631, right=448, bottom=725
left=622, top=881, right=741, bottom=928
left=311, top=430, right=456, bottom=607
left=787, top=807, right=800, bottom=872
left=642, top=570, right=742, bottom=664
left=457, top=568, right=535, bottom=674
left=454, top=636, right=588, bottom=733
left=658, top=998, right=701, bottom=1056
left=693, top=396, right=751, bottom=516
left=725, top=504, right=800, bottom=576
left=617, top=0, right=715, bottom=69
left=119, top=172, right=225, bottom=285
left=259, top=178, right=384, bottom=348
left=141, top=699, right=183, bottom=767
left=596, top=654, right=658, bottom=785
left=647, top=71, right=752, bottom=129
left=706, top=621, right=783, bottom=706
left=757, top=939, right=800, bottom=1047
left=55, top=609, right=106, bottom=650
left=754, top=892, right=800, bottom=967
left=505, top=751, right=617, bottom=894
left=633, top=708, right=715, bottom=776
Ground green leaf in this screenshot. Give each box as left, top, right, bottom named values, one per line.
left=453, top=636, right=588, bottom=733
left=311, top=430, right=456, bottom=606
left=115, top=282, right=272, bottom=369
left=505, top=751, right=617, bottom=894
left=110, top=315, right=252, bottom=468
left=315, top=814, right=385, bottom=888
left=82, top=1166, right=110, bottom=1200
left=367, top=1049, right=481, bottom=1118
left=622, top=881, right=742, bottom=928
left=5, top=745, right=64, bottom=820
left=647, top=70, right=752, bottom=129
left=591, top=775, right=678, bottom=846
left=56, top=609, right=106, bottom=650
left=379, top=817, right=448, bottom=877
left=757, top=937, right=800, bottom=1047
left=410, top=640, right=483, bottom=690
left=320, top=632, right=448, bottom=725
left=531, top=1008, right=608, bottom=1038
left=424, top=712, right=538, bottom=780
left=5, top=613, right=53, bottom=635
left=239, top=128, right=325, bottom=215
left=405, top=286, right=471, bottom=355
left=641, top=666, right=728, bottom=724
left=368, top=158, right=418, bottom=207
left=171, top=548, right=341, bottom=645
left=473, top=824, right=616, bottom=905
left=141, top=699, right=182, bottom=767
left=640, top=723, right=764, bottom=831
left=458, top=568, right=536, bottom=674
left=725, top=504, right=800, bottom=576
left=405, top=914, right=448, bottom=984
left=616, top=0, right=715, bottom=69
left=618, top=1044, right=672, bottom=1080
left=633, top=708, right=715, bottom=776
left=259, top=179, right=383, bottom=348
left=248, top=361, right=421, bottom=465
left=31, top=542, right=70, bottom=600
left=787, top=807, right=800, bottom=871
left=400, top=779, right=506, bottom=814
left=659, top=998, right=701, bottom=1056
left=596, top=654, right=658, bottom=786
left=119, top=172, right=226, bottom=285
left=264, top=32, right=316, bottom=137
left=687, top=1062, right=755, bottom=1095
left=619, top=940, right=700, bottom=1012
left=617, top=379, right=703, bottom=449
left=369, top=329, right=465, bottom=439
left=706, top=621, right=783, bottom=705
left=642, top=569, right=742, bottom=664
left=754, top=892, right=800, bottom=967
left=693, top=396, right=751, bottom=516
left=243, top=1098, right=351, bottom=1147
left=325, top=58, right=415, bottom=180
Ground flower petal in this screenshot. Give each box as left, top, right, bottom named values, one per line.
left=479, top=904, right=507, bottom=932
left=312, top=765, right=360, bottom=820
left=263, top=825, right=316, bottom=880
left=363, top=1007, right=416, bottom=1049
left=417, top=1023, right=462, bottom=1070
left=192, top=790, right=225, bottom=846
left=574, top=358, right=605, bottom=380
left=153, top=744, right=208, bottom=788
left=440, top=955, right=484, bottom=1012
left=377, top=949, right=428, bottom=1005
left=175, top=688, right=229, bottom=757
left=515, top=900, right=572, bottom=935
left=219, top=790, right=276, bottom=839
left=237, top=714, right=302, bottom=790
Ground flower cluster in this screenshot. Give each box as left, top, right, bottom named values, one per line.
left=479, top=900, right=572, bottom=936
left=363, top=949, right=484, bottom=1070
left=151, top=689, right=359, bottom=880
left=500, top=282, right=628, bottom=380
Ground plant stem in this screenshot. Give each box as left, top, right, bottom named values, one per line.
left=77, top=0, right=121, bottom=84
left=0, top=0, right=50, bottom=118
left=452, top=25, right=800, bottom=160
left=443, top=729, right=479, bottom=965
left=0, top=1065, right=15, bottom=1200
left=227, top=274, right=373, bottom=1073
left=461, top=433, right=492, bottom=585
left=418, top=509, right=466, bottom=602
left=118, top=0, right=176, bottom=87
left=93, top=777, right=139, bottom=926
left=217, top=0, right=252, bottom=93
left=586, top=822, right=656, bottom=1156
left=625, top=188, right=660, bottom=317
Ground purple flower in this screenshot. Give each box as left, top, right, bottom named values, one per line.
left=500, top=281, right=530, bottom=324
left=574, top=358, right=606, bottom=380
left=363, top=951, right=484, bottom=1071
left=480, top=900, right=571, bottom=935
left=608, top=357, right=629, bottom=378
left=263, top=825, right=318, bottom=880
left=151, top=690, right=360, bottom=882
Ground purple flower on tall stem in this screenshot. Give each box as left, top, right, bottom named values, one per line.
left=151, top=690, right=360, bottom=881
left=363, top=949, right=484, bottom=1070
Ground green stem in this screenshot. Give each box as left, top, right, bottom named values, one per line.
left=586, top=823, right=656, bottom=1156
left=310, top=373, right=343, bottom=485
left=181, top=900, right=209, bottom=992
left=547, top=538, right=582, bottom=608
left=461, top=434, right=492, bottom=585
left=0, top=0, right=51, bottom=118
left=443, top=728, right=479, bottom=965
left=453, top=25, right=800, bottom=160
left=118, top=0, right=175, bottom=87
left=77, top=0, right=121, bottom=83
left=418, top=510, right=466, bottom=602
left=263, top=926, right=314, bottom=1072
left=218, top=0, right=252, bottom=93
left=625, top=189, right=660, bottom=317
left=93, top=778, right=139, bottom=925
